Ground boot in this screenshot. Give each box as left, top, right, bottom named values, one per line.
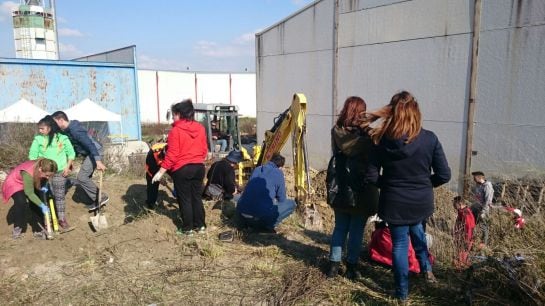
left=326, top=261, right=340, bottom=278
left=345, top=263, right=362, bottom=280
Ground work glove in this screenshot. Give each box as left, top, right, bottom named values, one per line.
left=39, top=203, right=50, bottom=215
left=151, top=171, right=164, bottom=184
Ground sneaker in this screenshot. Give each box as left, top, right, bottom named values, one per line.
left=59, top=219, right=75, bottom=233
left=33, top=231, right=48, bottom=240
left=176, top=229, right=194, bottom=237
left=424, top=271, right=438, bottom=284
left=87, top=195, right=109, bottom=212
left=12, top=227, right=24, bottom=240
left=196, top=226, right=206, bottom=234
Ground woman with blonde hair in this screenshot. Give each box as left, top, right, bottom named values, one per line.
left=364, top=91, right=451, bottom=302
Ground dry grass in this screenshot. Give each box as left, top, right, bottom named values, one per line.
left=1, top=124, right=544, bottom=305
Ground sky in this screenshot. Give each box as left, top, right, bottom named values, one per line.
left=0, top=0, right=313, bottom=72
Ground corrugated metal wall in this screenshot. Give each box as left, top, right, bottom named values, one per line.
left=256, top=0, right=545, bottom=191
left=0, top=58, right=140, bottom=140
left=137, top=70, right=257, bottom=123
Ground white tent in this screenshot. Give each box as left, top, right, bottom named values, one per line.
left=0, top=98, right=49, bottom=122
left=64, top=98, right=125, bottom=144
left=63, top=98, right=121, bottom=122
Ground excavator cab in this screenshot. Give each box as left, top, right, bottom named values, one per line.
left=193, top=103, right=241, bottom=158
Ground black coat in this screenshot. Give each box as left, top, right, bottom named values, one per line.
left=206, top=159, right=236, bottom=200
left=365, top=129, right=451, bottom=225
left=331, top=126, right=378, bottom=216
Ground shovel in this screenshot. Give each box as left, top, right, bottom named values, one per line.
left=90, top=171, right=108, bottom=231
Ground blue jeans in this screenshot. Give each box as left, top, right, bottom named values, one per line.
left=216, top=139, right=227, bottom=152
left=390, top=223, right=432, bottom=300
left=273, top=199, right=296, bottom=228
left=238, top=199, right=296, bottom=230
left=329, top=210, right=365, bottom=264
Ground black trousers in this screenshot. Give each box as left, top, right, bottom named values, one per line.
left=11, top=191, right=43, bottom=232
left=172, top=163, right=206, bottom=231
left=145, top=173, right=160, bottom=206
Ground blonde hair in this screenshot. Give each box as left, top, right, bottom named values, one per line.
left=363, top=91, right=422, bottom=144
left=33, top=158, right=57, bottom=189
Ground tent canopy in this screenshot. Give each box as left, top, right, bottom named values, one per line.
left=0, top=98, right=49, bottom=123
left=64, top=98, right=121, bottom=122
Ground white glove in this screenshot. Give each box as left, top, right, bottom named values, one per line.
left=151, top=171, right=164, bottom=184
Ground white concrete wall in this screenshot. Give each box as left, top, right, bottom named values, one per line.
left=138, top=70, right=257, bottom=123
left=138, top=70, right=256, bottom=123
left=256, top=0, right=335, bottom=165
left=472, top=0, right=545, bottom=177
left=256, top=0, right=545, bottom=191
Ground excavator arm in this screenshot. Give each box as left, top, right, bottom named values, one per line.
left=256, top=93, right=311, bottom=206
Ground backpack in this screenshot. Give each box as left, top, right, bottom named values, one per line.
left=325, top=152, right=356, bottom=209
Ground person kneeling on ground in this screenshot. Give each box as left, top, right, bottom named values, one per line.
left=204, top=149, right=243, bottom=201
left=236, top=153, right=295, bottom=233
left=2, top=158, right=58, bottom=239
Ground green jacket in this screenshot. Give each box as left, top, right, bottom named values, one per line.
left=28, top=133, right=76, bottom=172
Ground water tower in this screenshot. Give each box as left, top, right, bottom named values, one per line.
left=12, top=0, right=59, bottom=60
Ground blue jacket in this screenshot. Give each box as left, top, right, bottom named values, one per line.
left=236, top=161, right=286, bottom=228
left=365, top=129, right=451, bottom=225
left=64, top=120, right=102, bottom=160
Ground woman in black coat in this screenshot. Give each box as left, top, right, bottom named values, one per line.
left=364, top=91, right=451, bottom=302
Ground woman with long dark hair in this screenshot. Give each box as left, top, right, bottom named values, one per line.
left=28, top=115, right=75, bottom=231
left=327, top=96, right=378, bottom=279
left=364, top=91, right=451, bottom=302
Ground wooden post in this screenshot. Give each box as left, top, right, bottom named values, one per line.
left=462, top=0, right=482, bottom=198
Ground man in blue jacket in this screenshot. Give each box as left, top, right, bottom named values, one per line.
left=52, top=111, right=108, bottom=211
left=236, top=153, right=295, bottom=232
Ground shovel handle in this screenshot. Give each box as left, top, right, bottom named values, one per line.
left=97, top=170, right=103, bottom=214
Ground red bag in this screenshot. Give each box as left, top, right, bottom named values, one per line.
left=369, top=226, right=433, bottom=273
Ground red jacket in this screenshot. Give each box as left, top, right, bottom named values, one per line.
left=454, top=206, right=475, bottom=248
left=161, top=119, right=207, bottom=172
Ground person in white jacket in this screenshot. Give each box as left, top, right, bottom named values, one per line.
left=471, top=171, right=495, bottom=246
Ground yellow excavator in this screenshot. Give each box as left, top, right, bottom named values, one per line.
left=241, top=93, right=321, bottom=229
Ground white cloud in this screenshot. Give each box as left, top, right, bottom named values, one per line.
left=58, top=27, right=84, bottom=37
left=137, top=54, right=187, bottom=71
left=0, top=1, right=18, bottom=22
left=195, top=30, right=258, bottom=59
left=58, top=43, right=84, bottom=59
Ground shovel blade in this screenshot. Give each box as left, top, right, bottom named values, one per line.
left=90, top=213, right=108, bottom=231
left=303, top=206, right=322, bottom=230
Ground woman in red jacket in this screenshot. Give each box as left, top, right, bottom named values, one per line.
left=152, top=100, right=208, bottom=236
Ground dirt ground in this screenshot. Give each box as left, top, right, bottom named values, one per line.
left=0, top=172, right=481, bottom=305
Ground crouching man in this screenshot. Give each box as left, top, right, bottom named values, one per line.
left=236, top=153, right=295, bottom=233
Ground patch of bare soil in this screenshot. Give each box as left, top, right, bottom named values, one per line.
left=1, top=173, right=385, bottom=305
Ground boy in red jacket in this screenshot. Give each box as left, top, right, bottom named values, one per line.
left=453, top=196, right=475, bottom=269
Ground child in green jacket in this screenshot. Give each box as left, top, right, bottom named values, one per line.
left=29, top=115, right=75, bottom=231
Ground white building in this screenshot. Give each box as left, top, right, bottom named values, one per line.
left=138, top=70, right=256, bottom=123
left=12, top=0, right=58, bottom=60
left=256, top=0, right=545, bottom=190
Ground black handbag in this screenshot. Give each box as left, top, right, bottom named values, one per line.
left=204, top=164, right=224, bottom=200
left=325, top=152, right=356, bottom=208
left=204, top=183, right=224, bottom=201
